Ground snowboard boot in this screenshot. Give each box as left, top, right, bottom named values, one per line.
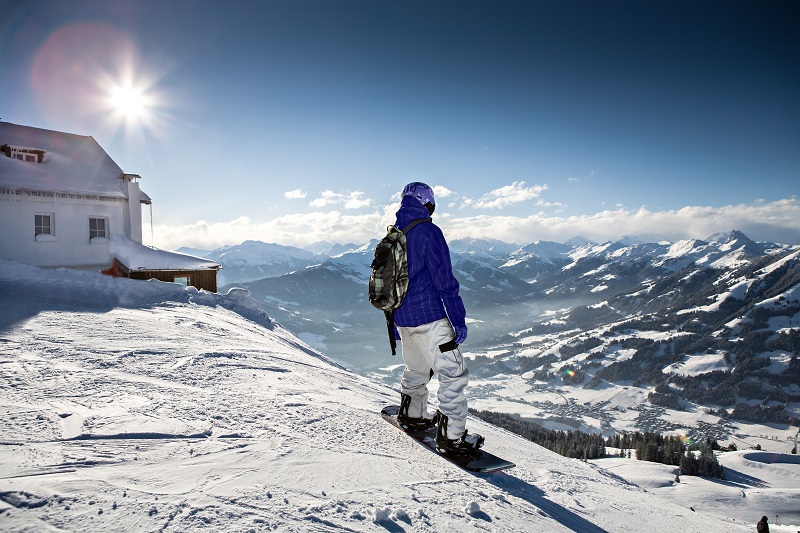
left=435, top=411, right=484, bottom=456
left=397, top=393, right=438, bottom=431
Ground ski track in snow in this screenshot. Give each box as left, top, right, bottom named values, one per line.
left=0, top=266, right=782, bottom=531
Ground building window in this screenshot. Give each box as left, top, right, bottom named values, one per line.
left=1, top=144, right=45, bottom=163
left=35, top=213, right=53, bottom=236
left=174, top=276, right=190, bottom=287
left=89, top=217, right=108, bottom=239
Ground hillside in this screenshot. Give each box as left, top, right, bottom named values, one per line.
left=2, top=261, right=788, bottom=532
left=466, top=238, right=800, bottom=452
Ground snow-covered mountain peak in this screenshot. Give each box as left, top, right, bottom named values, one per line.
left=176, top=240, right=328, bottom=286
left=664, top=238, right=708, bottom=258
left=304, top=240, right=361, bottom=256
left=568, top=240, right=624, bottom=262
left=215, top=240, right=321, bottom=262
left=617, top=233, right=669, bottom=246
left=348, top=238, right=381, bottom=255
left=706, top=230, right=756, bottom=248
left=514, top=240, right=572, bottom=258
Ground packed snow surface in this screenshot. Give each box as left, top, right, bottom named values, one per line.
left=1, top=260, right=796, bottom=531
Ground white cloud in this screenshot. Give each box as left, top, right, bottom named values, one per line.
left=151, top=212, right=385, bottom=250
left=284, top=189, right=307, bottom=199
left=439, top=198, right=800, bottom=246
left=149, top=198, right=800, bottom=250
left=464, top=181, right=547, bottom=209
left=309, top=190, right=371, bottom=209
left=433, top=185, right=453, bottom=199
left=345, top=193, right=371, bottom=209
left=309, top=190, right=339, bottom=208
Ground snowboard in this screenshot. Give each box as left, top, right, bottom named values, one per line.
left=381, top=405, right=515, bottom=473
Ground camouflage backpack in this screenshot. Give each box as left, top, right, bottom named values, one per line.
left=368, top=218, right=430, bottom=353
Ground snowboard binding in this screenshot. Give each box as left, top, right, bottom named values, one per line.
left=434, top=410, right=484, bottom=456
left=397, top=393, right=439, bottom=431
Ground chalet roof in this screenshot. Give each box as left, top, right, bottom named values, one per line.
left=110, top=235, right=220, bottom=271
left=0, top=121, right=150, bottom=202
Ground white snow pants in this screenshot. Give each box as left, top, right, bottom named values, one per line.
left=398, top=317, right=469, bottom=439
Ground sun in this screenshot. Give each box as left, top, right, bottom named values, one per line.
left=100, top=66, right=168, bottom=136
left=108, top=83, right=149, bottom=120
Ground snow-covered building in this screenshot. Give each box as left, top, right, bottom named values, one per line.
left=0, top=121, right=220, bottom=291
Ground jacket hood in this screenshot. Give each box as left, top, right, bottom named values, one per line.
left=395, top=195, right=431, bottom=230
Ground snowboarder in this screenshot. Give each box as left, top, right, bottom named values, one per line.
left=757, top=515, right=769, bottom=533
left=391, top=182, right=483, bottom=455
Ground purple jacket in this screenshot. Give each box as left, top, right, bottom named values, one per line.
left=392, top=196, right=467, bottom=329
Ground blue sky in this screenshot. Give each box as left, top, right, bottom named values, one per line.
left=2, top=0, right=799, bottom=248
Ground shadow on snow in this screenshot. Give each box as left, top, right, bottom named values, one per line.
left=483, top=470, right=609, bottom=533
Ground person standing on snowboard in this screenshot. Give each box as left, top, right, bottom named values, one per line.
left=393, top=182, right=483, bottom=455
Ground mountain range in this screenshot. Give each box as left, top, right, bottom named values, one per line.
left=181, top=230, right=800, bottom=449
left=178, top=240, right=360, bottom=286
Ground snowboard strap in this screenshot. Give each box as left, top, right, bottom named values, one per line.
left=385, top=310, right=397, bottom=356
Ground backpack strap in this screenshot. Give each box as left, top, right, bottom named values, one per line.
left=385, top=310, right=397, bottom=356
left=401, top=217, right=431, bottom=234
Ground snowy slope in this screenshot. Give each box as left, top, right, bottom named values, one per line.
left=0, top=261, right=787, bottom=532
left=595, top=450, right=800, bottom=529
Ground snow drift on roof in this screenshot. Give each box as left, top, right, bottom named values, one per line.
left=110, top=234, right=220, bottom=271
left=0, top=122, right=148, bottom=201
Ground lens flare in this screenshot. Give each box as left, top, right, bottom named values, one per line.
left=29, top=22, right=171, bottom=140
